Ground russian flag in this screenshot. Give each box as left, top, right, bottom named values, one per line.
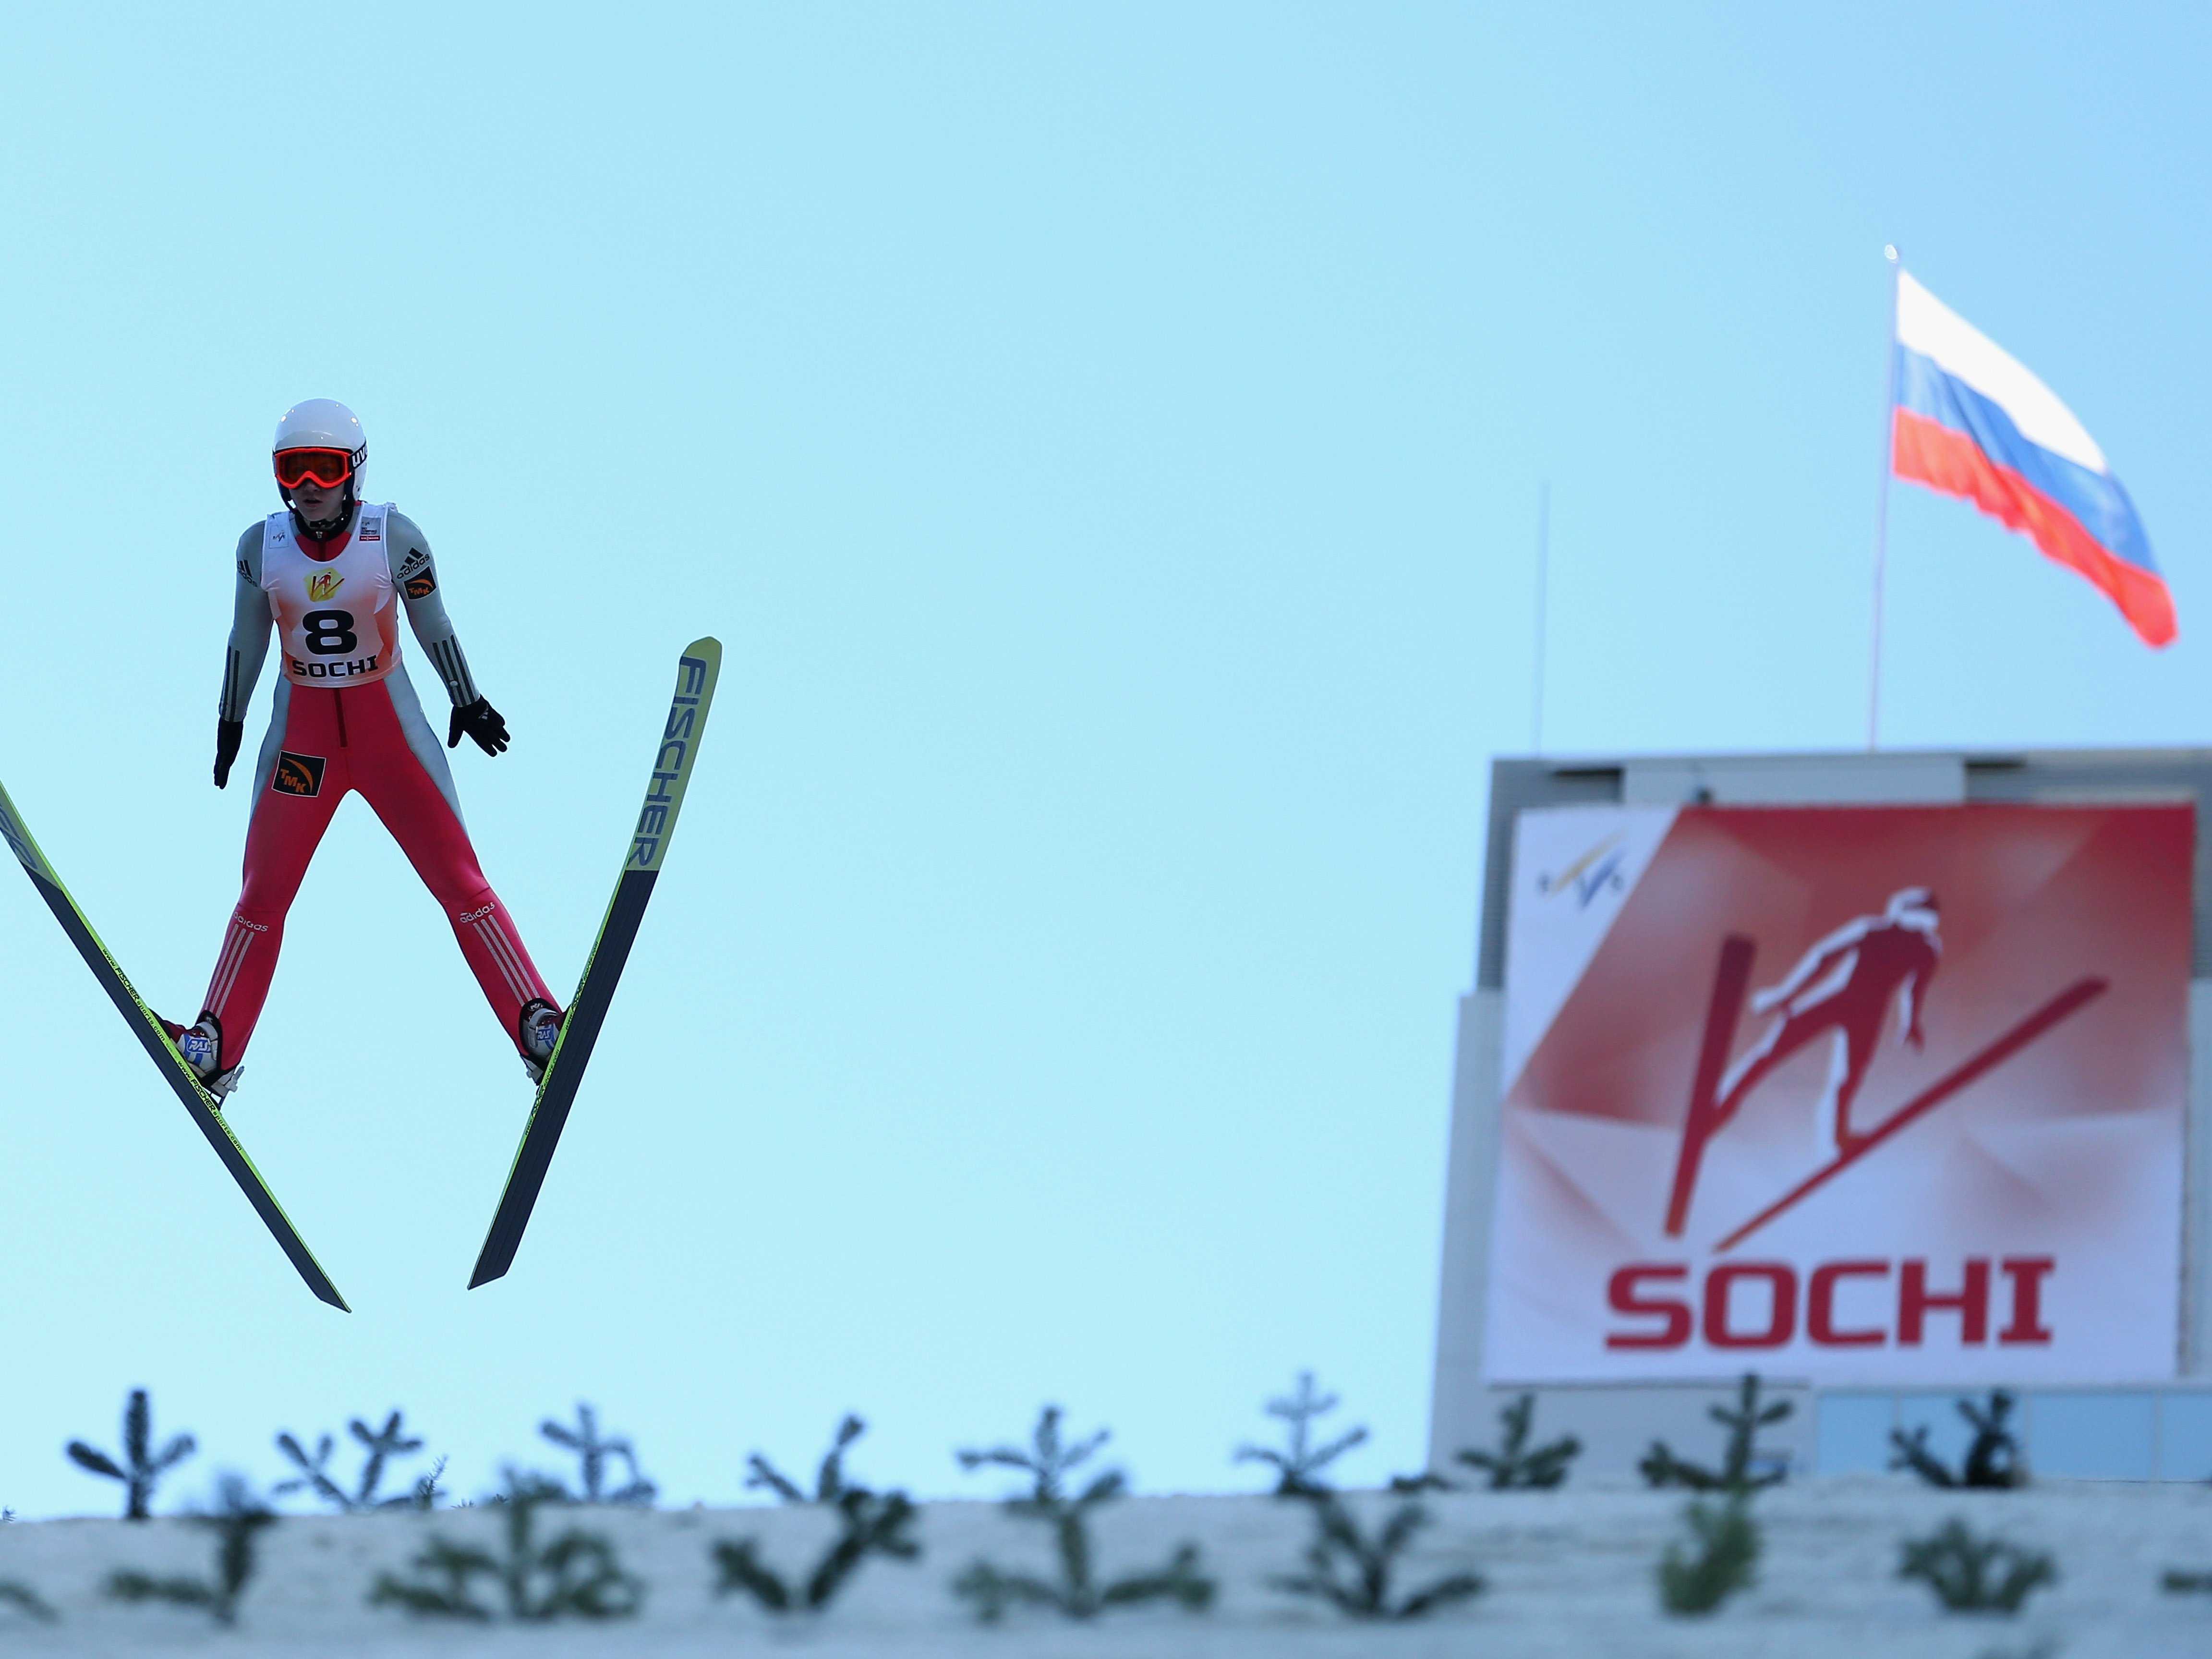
left=1892, top=269, right=2173, bottom=647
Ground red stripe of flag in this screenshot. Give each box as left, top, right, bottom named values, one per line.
left=1893, top=409, right=2176, bottom=648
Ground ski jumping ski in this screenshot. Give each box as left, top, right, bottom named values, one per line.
left=469, top=637, right=723, bottom=1288
left=0, top=778, right=349, bottom=1310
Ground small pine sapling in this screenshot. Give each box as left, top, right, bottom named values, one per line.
left=1235, top=1371, right=1369, bottom=1497
left=1456, top=1393, right=1582, bottom=1490
left=1386, top=1469, right=1452, bottom=1494
left=67, top=1388, right=196, bottom=1520
left=713, top=1416, right=921, bottom=1615
left=368, top=1473, right=641, bottom=1622
left=538, top=1403, right=656, bottom=1505
left=1890, top=1392, right=2028, bottom=1489
left=1639, top=1374, right=1792, bottom=1495
left=1898, top=1518, right=2056, bottom=1613
left=404, top=1456, right=450, bottom=1510
left=1657, top=1496, right=1760, bottom=1615
left=274, top=1432, right=358, bottom=1511
left=713, top=1494, right=919, bottom=1614
left=0, top=1507, right=42, bottom=1617
left=747, top=1412, right=865, bottom=1502
left=0, top=1582, right=56, bottom=1624
left=106, top=1475, right=275, bottom=1627
left=953, top=1405, right=1214, bottom=1623
left=1270, top=1493, right=1484, bottom=1621
left=275, top=1410, right=443, bottom=1511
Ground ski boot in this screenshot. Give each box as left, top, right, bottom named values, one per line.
left=160, top=1011, right=243, bottom=1107
left=518, top=998, right=566, bottom=1085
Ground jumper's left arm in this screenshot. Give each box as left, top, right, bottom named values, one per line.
left=386, top=512, right=481, bottom=708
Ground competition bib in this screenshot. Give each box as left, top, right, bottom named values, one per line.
left=261, top=503, right=400, bottom=686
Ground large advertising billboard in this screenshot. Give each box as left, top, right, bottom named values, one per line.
left=1483, top=802, right=2190, bottom=1384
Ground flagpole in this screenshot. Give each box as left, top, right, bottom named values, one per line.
left=1532, top=481, right=1550, bottom=753
left=1868, top=245, right=1901, bottom=751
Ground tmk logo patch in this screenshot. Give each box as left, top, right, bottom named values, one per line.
left=306, top=571, right=344, bottom=603
left=404, top=571, right=437, bottom=600
left=272, top=752, right=327, bottom=797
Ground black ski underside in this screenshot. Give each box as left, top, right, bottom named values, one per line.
left=467, top=635, right=719, bottom=1289
left=20, top=868, right=348, bottom=1310
left=468, top=867, right=657, bottom=1287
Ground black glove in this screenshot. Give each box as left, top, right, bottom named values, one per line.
left=213, top=719, right=244, bottom=789
left=447, top=696, right=511, bottom=756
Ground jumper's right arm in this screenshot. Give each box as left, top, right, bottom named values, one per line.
left=385, top=512, right=506, bottom=756
left=215, top=526, right=269, bottom=787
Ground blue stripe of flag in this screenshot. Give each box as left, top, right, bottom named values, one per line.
left=1895, top=346, right=2158, bottom=577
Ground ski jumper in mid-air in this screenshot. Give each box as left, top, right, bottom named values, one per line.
left=166, top=400, right=563, bottom=1101
left=1712, top=887, right=1942, bottom=1157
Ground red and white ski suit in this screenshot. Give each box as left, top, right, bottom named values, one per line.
left=201, top=500, right=553, bottom=1066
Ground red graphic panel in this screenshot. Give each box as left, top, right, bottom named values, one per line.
left=1485, top=804, right=2188, bottom=1384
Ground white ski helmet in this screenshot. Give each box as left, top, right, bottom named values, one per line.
left=272, top=398, right=367, bottom=526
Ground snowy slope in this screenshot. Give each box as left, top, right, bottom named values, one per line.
left=0, top=1481, right=2209, bottom=1657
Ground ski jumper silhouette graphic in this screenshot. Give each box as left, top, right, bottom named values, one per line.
left=1715, top=887, right=1942, bottom=1160
left=1663, top=887, right=1947, bottom=1238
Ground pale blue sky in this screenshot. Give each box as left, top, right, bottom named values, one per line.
left=0, top=2, right=2207, bottom=1514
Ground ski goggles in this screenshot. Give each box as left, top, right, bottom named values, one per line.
left=274, top=448, right=357, bottom=490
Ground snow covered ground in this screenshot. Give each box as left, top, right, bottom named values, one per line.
left=1, top=1479, right=2210, bottom=1657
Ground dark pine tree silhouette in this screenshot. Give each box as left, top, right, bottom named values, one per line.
left=712, top=1415, right=922, bottom=1616
left=745, top=1413, right=866, bottom=1502
left=1656, top=1496, right=1760, bottom=1616
left=1269, top=1494, right=1484, bottom=1621
left=1889, top=1391, right=2027, bottom=1489
left=106, top=1475, right=277, bottom=1627
left=538, top=1404, right=655, bottom=1505
left=1455, top=1394, right=1582, bottom=1490
left=67, top=1389, right=195, bottom=1521
left=1897, top=1518, right=2055, bottom=1613
left=276, top=1409, right=444, bottom=1511
left=1639, top=1374, right=1792, bottom=1495
left=953, top=1405, right=1213, bottom=1623
left=1234, top=1371, right=1369, bottom=1497
left=368, top=1472, right=642, bottom=1622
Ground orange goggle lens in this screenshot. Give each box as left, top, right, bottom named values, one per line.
left=275, top=448, right=354, bottom=490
